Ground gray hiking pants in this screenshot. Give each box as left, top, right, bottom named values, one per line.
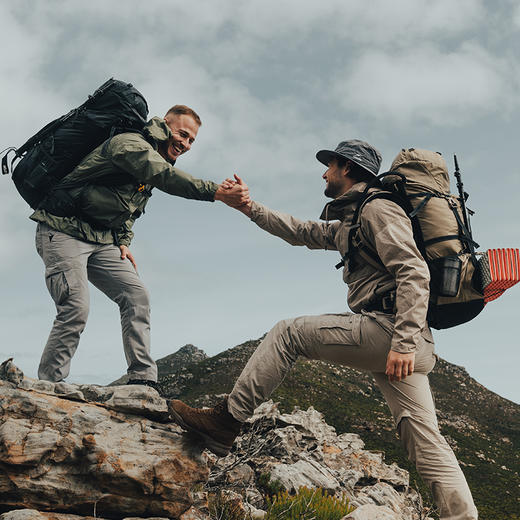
left=35, top=223, right=157, bottom=382
left=228, top=311, right=478, bottom=520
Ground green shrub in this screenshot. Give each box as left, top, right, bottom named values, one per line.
left=265, top=486, right=354, bottom=520
left=257, top=472, right=286, bottom=497
left=208, top=490, right=246, bottom=520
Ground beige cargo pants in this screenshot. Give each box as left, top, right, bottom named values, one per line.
left=35, top=223, right=157, bottom=383
left=228, top=311, right=478, bottom=520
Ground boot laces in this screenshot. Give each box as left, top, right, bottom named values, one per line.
left=185, top=399, right=226, bottom=417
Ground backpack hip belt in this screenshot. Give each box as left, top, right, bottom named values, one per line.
left=363, top=291, right=396, bottom=314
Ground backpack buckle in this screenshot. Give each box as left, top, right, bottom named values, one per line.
left=380, top=292, right=396, bottom=313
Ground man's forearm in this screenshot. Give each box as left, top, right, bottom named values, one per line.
left=248, top=201, right=336, bottom=250
left=116, top=218, right=135, bottom=247
left=110, top=137, right=218, bottom=201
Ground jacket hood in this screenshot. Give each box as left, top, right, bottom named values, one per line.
left=319, top=182, right=369, bottom=221
left=143, top=117, right=172, bottom=145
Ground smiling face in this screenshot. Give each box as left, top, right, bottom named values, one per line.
left=160, top=113, right=200, bottom=162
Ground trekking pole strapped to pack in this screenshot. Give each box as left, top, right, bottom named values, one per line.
left=1, top=78, right=149, bottom=209
left=454, top=155, right=473, bottom=244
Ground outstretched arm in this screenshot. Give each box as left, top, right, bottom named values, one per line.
left=108, top=134, right=218, bottom=201
left=218, top=175, right=337, bottom=251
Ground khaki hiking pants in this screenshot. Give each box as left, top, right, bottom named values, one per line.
left=228, top=311, right=478, bottom=520
left=35, top=223, right=157, bottom=382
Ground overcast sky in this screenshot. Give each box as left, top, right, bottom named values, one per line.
left=1, top=0, right=519, bottom=403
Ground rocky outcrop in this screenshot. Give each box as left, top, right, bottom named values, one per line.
left=0, top=360, right=209, bottom=520
left=207, top=401, right=432, bottom=520
left=0, top=359, right=432, bottom=519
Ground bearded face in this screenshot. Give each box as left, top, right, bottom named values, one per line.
left=323, top=159, right=350, bottom=199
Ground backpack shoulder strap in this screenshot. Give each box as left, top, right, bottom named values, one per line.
left=335, top=190, right=394, bottom=271
left=336, top=174, right=427, bottom=272
left=347, top=191, right=410, bottom=272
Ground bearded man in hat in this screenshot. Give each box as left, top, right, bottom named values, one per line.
left=168, top=140, right=478, bottom=520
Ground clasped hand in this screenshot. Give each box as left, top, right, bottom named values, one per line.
left=215, top=174, right=251, bottom=209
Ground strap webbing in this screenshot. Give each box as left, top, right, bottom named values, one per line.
left=1, top=148, right=18, bottom=175
left=409, top=193, right=434, bottom=218
left=339, top=173, right=429, bottom=271
left=423, top=234, right=479, bottom=248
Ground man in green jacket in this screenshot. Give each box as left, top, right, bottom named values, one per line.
left=31, top=105, right=249, bottom=386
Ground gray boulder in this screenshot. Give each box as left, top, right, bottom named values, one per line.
left=0, top=365, right=207, bottom=519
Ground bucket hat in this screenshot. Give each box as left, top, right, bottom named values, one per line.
left=316, top=139, right=382, bottom=177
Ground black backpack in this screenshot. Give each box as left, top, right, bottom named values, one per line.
left=2, top=78, right=149, bottom=209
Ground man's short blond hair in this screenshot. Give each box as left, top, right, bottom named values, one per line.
left=165, top=105, right=201, bottom=126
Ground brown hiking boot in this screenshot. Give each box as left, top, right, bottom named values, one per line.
left=168, top=398, right=242, bottom=456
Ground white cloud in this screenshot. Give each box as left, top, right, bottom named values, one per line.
left=204, top=0, right=485, bottom=46
left=236, top=0, right=483, bottom=47
left=335, top=42, right=514, bottom=126
left=514, top=4, right=520, bottom=28
left=1, top=0, right=519, bottom=404
left=333, top=0, right=485, bottom=45
left=2, top=0, right=488, bottom=60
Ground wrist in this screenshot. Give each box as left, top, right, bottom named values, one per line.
left=214, top=188, right=223, bottom=201
left=238, top=201, right=253, bottom=217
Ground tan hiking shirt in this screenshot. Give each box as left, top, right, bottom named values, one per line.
left=249, top=182, right=432, bottom=353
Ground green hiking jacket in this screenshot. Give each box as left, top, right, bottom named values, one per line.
left=30, top=117, right=219, bottom=246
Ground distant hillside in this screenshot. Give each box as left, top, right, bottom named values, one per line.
left=153, top=339, right=520, bottom=520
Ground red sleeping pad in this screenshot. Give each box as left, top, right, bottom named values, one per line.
left=479, top=248, right=520, bottom=303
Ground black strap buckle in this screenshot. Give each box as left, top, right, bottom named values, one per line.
left=380, top=292, right=396, bottom=313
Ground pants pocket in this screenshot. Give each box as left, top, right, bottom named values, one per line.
left=45, top=271, right=70, bottom=306
left=415, top=336, right=437, bottom=374
left=317, top=314, right=362, bottom=346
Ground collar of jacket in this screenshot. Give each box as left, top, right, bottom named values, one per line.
left=319, top=182, right=369, bottom=222
left=142, top=116, right=177, bottom=165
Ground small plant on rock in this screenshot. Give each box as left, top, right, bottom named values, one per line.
left=265, top=486, right=354, bottom=520
left=208, top=490, right=246, bottom=520
left=257, top=472, right=286, bottom=498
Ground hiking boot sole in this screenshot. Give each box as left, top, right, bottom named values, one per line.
left=167, top=401, right=232, bottom=457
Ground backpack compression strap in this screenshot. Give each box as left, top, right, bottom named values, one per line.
left=408, top=191, right=479, bottom=252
